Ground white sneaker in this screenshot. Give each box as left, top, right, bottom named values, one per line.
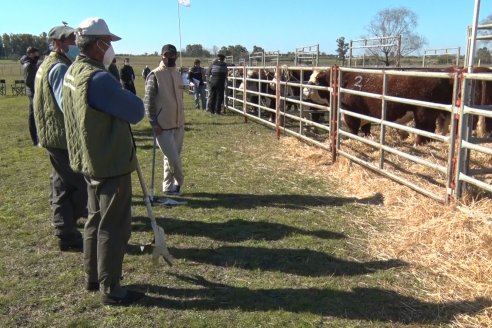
left=164, top=185, right=182, bottom=196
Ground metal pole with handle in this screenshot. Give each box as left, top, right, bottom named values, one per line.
left=136, top=157, right=173, bottom=266
left=150, top=131, right=157, bottom=203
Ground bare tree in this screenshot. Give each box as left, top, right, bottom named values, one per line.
left=365, top=7, right=426, bottom=66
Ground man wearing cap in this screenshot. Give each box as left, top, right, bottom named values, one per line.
left=34, top=24, right=87, bottom=252
left=206, top=53, right=228, bottom=114
left=20, top=46, right=40, bottom=145
left=143, top=44, right=185, bottom=196
left=63, top=17, right=145, bottom=305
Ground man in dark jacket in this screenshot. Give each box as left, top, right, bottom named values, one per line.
left=20, top=46, right=40, bottom=145
left=188, top=59, right=206, bottom=109
left=107, top=57, right=120, bottom=82
left=120, top=57, right=136, bottom=94
left=142, top=65, right=151, bottom=79
left=206, top=53, right=228, bottom=114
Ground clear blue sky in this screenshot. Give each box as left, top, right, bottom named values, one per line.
left=1, top=0, right=491, bottom=56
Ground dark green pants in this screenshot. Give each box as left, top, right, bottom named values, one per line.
left=84, top=173, right=132, bottom=295
left=47, top=147, right=87, bottom=240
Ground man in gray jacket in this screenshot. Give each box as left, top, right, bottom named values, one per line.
left=144, top=44, right=185, bottom=196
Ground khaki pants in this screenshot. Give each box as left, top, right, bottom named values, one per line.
left=155, top=127, right=185, bottom=192
left=84, top=173, right=132, bottom=296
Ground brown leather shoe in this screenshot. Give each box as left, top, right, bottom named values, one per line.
left=58, top=238, right=83, bottom=252
left=101, top=290, right=145, bottom=306
left=85, top=281, right=100, bottom=292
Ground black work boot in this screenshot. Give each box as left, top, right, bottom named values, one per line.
left=58, top=231, right=83, bottom=252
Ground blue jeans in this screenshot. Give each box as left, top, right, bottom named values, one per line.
left=194, top=84, right=207, bottom=109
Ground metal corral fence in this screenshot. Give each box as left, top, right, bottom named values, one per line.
left=348, top=36, right=401, bottom=67
left=224, top=64, right=492, bottom=203
left=422, top=47, right=461, bottom=67
left=455, top=72, right=492, bottom=198
left=337, top=67, right=458, bottom=203
left=226, top=65, right=334, bottom=152
left=294, top=45, right=319, bottom=66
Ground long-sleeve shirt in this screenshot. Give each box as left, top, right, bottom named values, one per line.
left=49, top=62, right=69, bottom=112
left=88, top=71, right=143, bottom=124
left=120, top=64, right=135, bottom=83
left=188, top=66, right=205, bottom=86
left=20, top=55, right=38, bottom=95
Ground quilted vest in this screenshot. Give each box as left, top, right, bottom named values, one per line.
left=151, top=63, right=185, bottom=130
left=34, top=52, right=71, bottom=149
left=63, top=56, right=137, bottom=178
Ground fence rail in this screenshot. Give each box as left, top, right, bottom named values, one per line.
left=224, top=64, right=491, bottom=203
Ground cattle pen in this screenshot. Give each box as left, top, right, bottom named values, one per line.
left=224, top=64, right=492, bottom=204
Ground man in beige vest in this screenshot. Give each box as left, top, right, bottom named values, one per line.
left=143, top=44, right=185, bottom=196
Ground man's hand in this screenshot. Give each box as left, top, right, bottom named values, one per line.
left=153, top=124, right=163, bottom=135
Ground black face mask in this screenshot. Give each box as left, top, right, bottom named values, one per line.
left=163, top=57, right=176, bottom=67
left=33, top=56, right=40, bottom=62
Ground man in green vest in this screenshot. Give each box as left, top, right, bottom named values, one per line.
left=33, top=24, right=87, bottom=252
left=63, top=17, right=145, bottom=306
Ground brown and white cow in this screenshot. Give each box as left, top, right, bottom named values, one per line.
left=303, top=68, right=456, bottom=145
left=237, top=68, right=277, bottom=121
left=464, top=66, right=492, bottom=138
left=339, top=69, right=455, bottom=145
left=270, top=65, right=330, bottom=123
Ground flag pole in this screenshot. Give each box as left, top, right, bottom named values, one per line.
left=177, top=0, right=183, bottom=69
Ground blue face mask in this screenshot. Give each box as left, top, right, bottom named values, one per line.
left=65, top=45, right=80, bottom=62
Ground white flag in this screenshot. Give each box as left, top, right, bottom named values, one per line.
left=178, top=0, right=190, bottom=7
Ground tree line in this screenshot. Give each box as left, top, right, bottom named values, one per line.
left=5, top=7, right=487, bottom=66
left=1, top=33, right=50, bottom=59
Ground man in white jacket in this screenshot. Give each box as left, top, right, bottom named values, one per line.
left=143, top=44, right=185, bottom=196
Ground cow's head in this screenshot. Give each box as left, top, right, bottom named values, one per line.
left=302, top=70, right=330, bottom=106
left=238, top=69, right=261, bottom=93
left=269, top=65, right=294, bottom=95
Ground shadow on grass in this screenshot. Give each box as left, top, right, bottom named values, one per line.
left=131, top=274, right=492, bottom=325
left=127, top=244, right=405, bottom=277
left=185, top=121, right=245, bottom=127
left=132, top=217, right=346, bottom=242
left=132, top=192, right=384, bottom=210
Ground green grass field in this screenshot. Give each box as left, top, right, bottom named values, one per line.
left=0, top=58, right=487, bottom=327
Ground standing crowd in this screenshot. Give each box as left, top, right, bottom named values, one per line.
left=26, top=16, right=229, bottom=307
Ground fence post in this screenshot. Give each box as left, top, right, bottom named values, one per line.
left=330, top=65, right=339, bottom=163
left=275, top=65, right=281, bottom=139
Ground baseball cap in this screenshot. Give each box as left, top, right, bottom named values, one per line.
left=48, top=25, right=76, bottom=40
left=162, top=44, right=177, bottom=55
left=26, top=46, right=39, bottom=54
left=77, top=17, right=121, bottom=41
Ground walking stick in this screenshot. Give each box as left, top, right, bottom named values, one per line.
left=136, top=157, right=173, bottom=266
left=150, top=130, right=157, bottom=203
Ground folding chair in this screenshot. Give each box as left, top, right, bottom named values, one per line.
left=0, top=79, right=6, bottom=96
left=11, top=80, right=26, bottom=96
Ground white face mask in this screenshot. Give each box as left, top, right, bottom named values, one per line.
left=103, top=45, right=115, bottom=66
left=98, top=40, right=115, bottom=66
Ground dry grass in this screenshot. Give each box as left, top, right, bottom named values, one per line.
left=276, top=135, right=492, bottom=327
